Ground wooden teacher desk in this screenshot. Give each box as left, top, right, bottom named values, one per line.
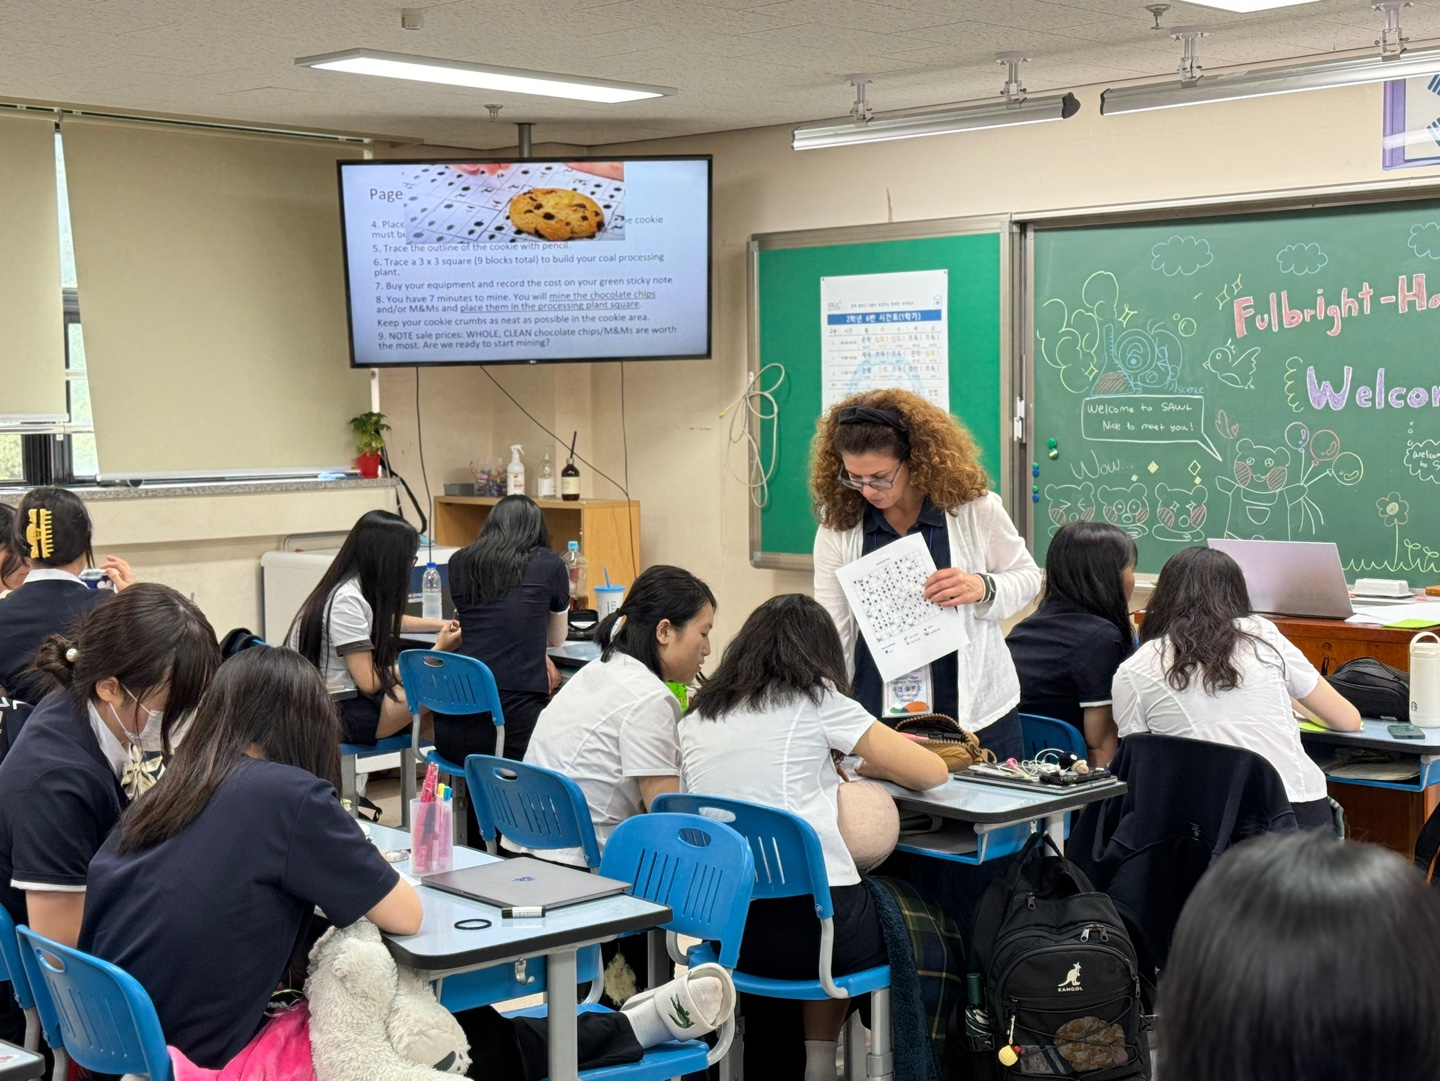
left=1268, top=615, right=1433, bottom=856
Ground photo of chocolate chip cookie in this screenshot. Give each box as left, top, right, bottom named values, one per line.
left=508, top=188, right=605, bottom=241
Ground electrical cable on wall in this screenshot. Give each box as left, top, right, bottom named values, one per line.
left=721, top=363, right=786, bottom=509
left=618, top=362, right=637, bottom=580
left=477, top=364, right=638, bottom=578
left=415, top=368, right=433, bottom=559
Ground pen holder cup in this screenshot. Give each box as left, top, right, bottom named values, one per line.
left=410, top=799, right=454, bottom=874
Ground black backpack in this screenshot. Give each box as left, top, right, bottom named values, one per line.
left=953, top=833, right=1150, bottom=1080
left=1323, top=657, right=1409, bottom=721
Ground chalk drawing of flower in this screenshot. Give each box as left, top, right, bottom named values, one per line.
left=1377, top=492, right=1409, bottom=528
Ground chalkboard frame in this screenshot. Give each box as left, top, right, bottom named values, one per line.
left=747, top=215, right=1018, bottom=571
left=1015, top=176, right=1440, bottom=559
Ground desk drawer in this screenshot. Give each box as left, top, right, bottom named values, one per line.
left=1285, top=634, right=1409, bottom=675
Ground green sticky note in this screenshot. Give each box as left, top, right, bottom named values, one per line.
left=1385, top=618, right=1440, bottom=629
left=1297, top=720, right=1328, bottom=733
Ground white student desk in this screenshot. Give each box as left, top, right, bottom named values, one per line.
left=1301, top=720, right=1440, bottom=792
left=366, top=823, right=669, bottom=1081
left=882, top=775, right=1126, bottom=863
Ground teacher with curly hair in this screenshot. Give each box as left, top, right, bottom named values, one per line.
left=812, top=389, right=1041, bottom=761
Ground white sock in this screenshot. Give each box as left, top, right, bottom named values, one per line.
left=805, top=1039, right=839, bottom=1081
left=620, top=969, right=728, bottom=1047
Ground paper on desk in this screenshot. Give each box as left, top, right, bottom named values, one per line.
left=835, top=532, right=966, bottom=683
left=1345, top=601, right=1440, bottom=627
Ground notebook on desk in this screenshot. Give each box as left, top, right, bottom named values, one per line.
left=421, top=858, right=628, bottom=910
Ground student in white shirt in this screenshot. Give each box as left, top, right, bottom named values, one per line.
left=682, top=593, right=948, bottom=1081
left=289, top=510, right=460, bottom=746
left=520, top=565, right=716, bottom=866
left=1112, top=546, right=1360, bottom=829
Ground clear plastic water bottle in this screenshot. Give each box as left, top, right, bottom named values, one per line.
left=563, top=540, right=588, bottom=611
left=421, top=562, right=442, bottom=621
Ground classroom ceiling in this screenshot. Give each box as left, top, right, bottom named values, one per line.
left=2, top=0, right=1439, bottom=148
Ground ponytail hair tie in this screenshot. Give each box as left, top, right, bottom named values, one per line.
left=608, top=614, right=627, bottom=644
left=65, top=646, right=79, bottom=664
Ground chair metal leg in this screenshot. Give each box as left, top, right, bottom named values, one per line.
left=844, top=1012, right=866, bottom=1081
left=718, top=1010, right=743, bottom=1081
left=51, top=1049, right=67, bottom=1081
left=646, top=928, right=671, bottom=989
left=400, top=748, right=416, bottom=828
left=341, top=754, right=358, bottom=818
left=22, top=1007, right=37, bottom=1052
left=866, top=989, right=893, bottom=1081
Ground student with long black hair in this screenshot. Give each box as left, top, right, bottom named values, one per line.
left=289, top=510, right=460, bottom=746
left=519, top=565, right=716, bottom=866
left=0, top=486, right=135, bottom=702
left=1113, top=546, right=1360, bottom=829
left=0, top=583, right=217, bottom=948
left=0, top=503, right=27, bottom=596
left=443, top=495, right=569, bottom=764
left=682, top=594, right=947, bottom=1081
left=1006, top=521, right=1138, bottom=765
left=1163, top=831, right=1440, bottom=1081
left=81, top=647, right=735, bottom=1077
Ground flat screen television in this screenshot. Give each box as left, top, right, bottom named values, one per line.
left=337, top=156, right=711, bottom=367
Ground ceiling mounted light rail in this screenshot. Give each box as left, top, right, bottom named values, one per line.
left=792, top=56, right=1080, bottom=151
left=295, top=49, right=675, bottom=104
left=1100, top=3, right=1439, bottom=114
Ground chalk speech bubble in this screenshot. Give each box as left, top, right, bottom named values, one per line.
left=1405, top=439, right=1440, bottom=485
left=1081, top=394, right=1223, bottom=460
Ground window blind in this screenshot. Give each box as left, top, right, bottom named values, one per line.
left=0, top=114, right=65, bottom=420
left=61, top=118, right=369, bottom=477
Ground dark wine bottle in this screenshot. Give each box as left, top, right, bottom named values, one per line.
left=560, top=457, right=581, bottom=501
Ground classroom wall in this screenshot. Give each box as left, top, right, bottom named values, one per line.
left=380, top=82, right=1439, bottom=647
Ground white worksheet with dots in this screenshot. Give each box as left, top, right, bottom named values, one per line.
left=835, top=533, right=967, bottom=683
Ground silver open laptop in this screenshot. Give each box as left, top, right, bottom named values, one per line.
left=1206, top=539, right=1353, bottom=619
left=421, top=858, right=628, bottom=911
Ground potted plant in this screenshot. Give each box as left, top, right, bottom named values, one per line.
left=349, top=412, right=390, bottom=478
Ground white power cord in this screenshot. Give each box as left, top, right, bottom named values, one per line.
left=720, top=363, right=786, bottom=509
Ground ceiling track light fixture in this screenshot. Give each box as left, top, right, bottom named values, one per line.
left=792, top=55, right=1080, bottom=151
left=1101, top=1, right=1439, bottom=114
left=294, top=49, right=675, bottom=104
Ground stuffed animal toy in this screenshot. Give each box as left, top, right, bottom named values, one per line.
left=306, top=921, right=470, bottom=1081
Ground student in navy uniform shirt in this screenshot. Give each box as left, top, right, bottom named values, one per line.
left=0, top=487, right=136, bottom=702
left=442, top=495, right=570, bottom=765
left=1005, top=521, right=1137, bottom=766
left=83, top=648, right=732, bottom=1078
left=0, top=583, right=216, bottom=1049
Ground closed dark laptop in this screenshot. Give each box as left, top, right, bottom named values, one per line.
left=422, top=857, right=628, bottom=910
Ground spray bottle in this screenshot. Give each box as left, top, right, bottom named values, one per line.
left=506, top=444, right=525, bottom=496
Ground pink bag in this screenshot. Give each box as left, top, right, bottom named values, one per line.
left=167, top=1002, right=315, bottom=1081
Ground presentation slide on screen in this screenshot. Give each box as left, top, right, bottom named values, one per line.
left=340, top=159, right=711, bottom=365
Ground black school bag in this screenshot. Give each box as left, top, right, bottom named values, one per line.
left=1322, top=656, right=1409, bottom=720
left=954, top=833, right=1150, bottom=1080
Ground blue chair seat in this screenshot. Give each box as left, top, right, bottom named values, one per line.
left=686, top=942, right=890, bottom=1000
left=340, top=733, right=417, bottom=758
left=426, top=749, right=468, bottom=777
left=503, top=1002, right=711, bottom=1081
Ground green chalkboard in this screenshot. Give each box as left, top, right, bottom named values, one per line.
left=752, top=227, right=1005, bottom=566
left=1032, top=200, right=1440, bottom=577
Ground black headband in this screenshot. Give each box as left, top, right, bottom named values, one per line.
left=837, top=405, right=909, bottom=435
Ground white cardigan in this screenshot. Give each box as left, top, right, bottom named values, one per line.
left=813, top=491, right=1042, bottom=732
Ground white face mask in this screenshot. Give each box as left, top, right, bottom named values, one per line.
left=113, top=684, right=166, bottom=753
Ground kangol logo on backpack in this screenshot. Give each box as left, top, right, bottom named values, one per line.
left=1058, top=962, right=1083, bottom=992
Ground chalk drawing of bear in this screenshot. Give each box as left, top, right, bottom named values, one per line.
left=1098, top=484, right=1150, bottom=539
left=1152, top=483, right=1209, bottom=543
left=1043, top=483, right=1096, bottom=535
left=1216, top=440, right=1308, bottom=541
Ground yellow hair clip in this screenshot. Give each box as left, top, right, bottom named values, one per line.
left=25, top=508, right=54, bottom=561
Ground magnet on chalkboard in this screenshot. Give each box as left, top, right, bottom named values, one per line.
left=1048, top=449, right=1060, bottom=460
left=1032, top=484, right=1040, bottom=494
left=1032, top=492, right=1040, bottom=502
left=1047, top=437, right=1058, bottom=450
left=1032, top=463, right=1040, bottom=478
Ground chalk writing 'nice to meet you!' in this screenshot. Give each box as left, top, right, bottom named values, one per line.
left=1234, top=275, right=1440, bottom=338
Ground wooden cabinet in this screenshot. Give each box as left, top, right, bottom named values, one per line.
left=431, top=496, right=641, bottom=599
left=1268, top=616, right=1434, bottom=856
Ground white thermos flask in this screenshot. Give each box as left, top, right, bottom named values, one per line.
left=1410, top=631, right=1440, bottom=727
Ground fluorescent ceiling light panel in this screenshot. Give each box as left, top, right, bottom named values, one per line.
left=1102, top=45, right=1440, bottom=113
left=295, top=49, right=674, bottom=103
left=1184, top=0, right=1321, bottom=11
left=793, top=92, right=1080, bottom=150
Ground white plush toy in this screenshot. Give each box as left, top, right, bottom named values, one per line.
left=306, top=920, right=471, bottom=1081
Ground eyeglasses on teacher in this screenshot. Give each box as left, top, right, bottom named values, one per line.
left=837, top=462, right=904, bottom=492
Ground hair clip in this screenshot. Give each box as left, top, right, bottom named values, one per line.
left=65, top=646, right=79, bottom=663
left=25, top=508, right=54, bottom=561
left=608, top=614, right=627, bottom=643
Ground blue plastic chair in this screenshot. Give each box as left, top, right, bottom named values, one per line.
left=0, top=906, right=38, bottom=1052
left=505, top=812, right=756, bottom=1081
left=463, top=754, right=601, bottom=869
left=1019, top=713, right=1087, bottom=762
left=651, top=794, right=893, bottom=1079
left=16, top=926, right=172, bottom=1081
left=400, top=650, right=506, bottom=846
left=340, top=732, right=420, bottom=828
